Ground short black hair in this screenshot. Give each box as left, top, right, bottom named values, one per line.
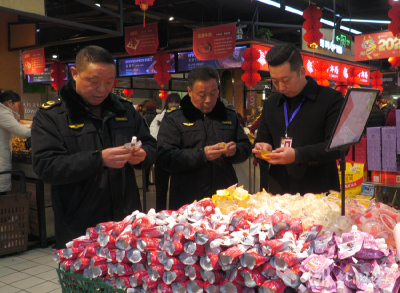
left=164, top=93, right=181, bottom=110
left=187, top=65, right=219, bottom=89
left=266, top=43, right=303, bottom=72
left=75, top=45, right=115, bottom=71
left=0, top=90, right=20, bottom=104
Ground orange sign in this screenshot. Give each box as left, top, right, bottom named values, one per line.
left=354, top=31, right=400, bottom=61
left=125, top=23, right=159, bottom=56
left=22, top=48, right=45, bottom=75
left=251, top=44, right=271, bottom=71
left=193, top=24, right=236, bottom=61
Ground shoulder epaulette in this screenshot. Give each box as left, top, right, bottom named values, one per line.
left=167, top=106, right=181, bottom=113
left=40, top=100, right=61, bottom=110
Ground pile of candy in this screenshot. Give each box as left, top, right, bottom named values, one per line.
left=53, top=197, right=400, bottom=293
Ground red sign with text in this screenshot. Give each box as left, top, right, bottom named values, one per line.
left=22, top=48, right=45, bottom=75
left=354, top=31, right=400, bottom=61
left=251, top=44, right=270, bottom=71
left=340, top=65, right=370, bottom=85
left=125, top=23, right=159, bottom=56
left=193, top=24, right=236, bottom=61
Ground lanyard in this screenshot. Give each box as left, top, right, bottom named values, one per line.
left=284, top=97, right=306, bottom=138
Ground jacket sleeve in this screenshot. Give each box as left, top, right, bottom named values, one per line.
left=224, top=117, right=252, bottom=164
left=0, top=111, right=31, bottom=138
left=157, top=113, right=208, bottom=173
left=130, top=113, right=157, bottom=170
left=295, top=90, right=343, bottom=167
left=32, top=110, right=103, bottom=185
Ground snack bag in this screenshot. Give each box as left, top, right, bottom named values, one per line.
left=124, top=136, right=142, bottom=151
left=337, top=160, right=365, bottom=197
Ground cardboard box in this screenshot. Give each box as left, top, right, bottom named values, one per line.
left=367, top=127, right=381, bottom=171
left=354, top=135, right=367, bottom=168
left=382, top=171, right=397, bottom=184
left=371, top=170, right=381, bottom=183
left=381, top=127, right=397, bottom=171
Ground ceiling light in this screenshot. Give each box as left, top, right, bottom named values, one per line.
left=36, top=28, right=40, bottom=32
left=52, top=54, right=58, bottom=59
left=393, top=97, right=398, bottom=99
left=285, top=6, right=303, bottom=16
left=258, top=0, right=281, bottom=8
left=342, top=18, right=390, bottom=24
left=339, top=25, right=362, bottom=34
left=320, top=18, right=335, bottom=27
left=169, top=16, right=174, bottom=21
left=95, top=0, right=102, bottom=7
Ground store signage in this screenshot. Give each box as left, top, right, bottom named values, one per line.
left=177, top=46, right=246, bottom=72
left=27, top=64, right=68, bottom=83
left=251, top=44, right=271, bottom=71
left=354, top=31, right=400, bottom=61
left=319, top=39, right=343, bottom=54
left=118, top=54, right=175, bottom=77
left=340, top=65, right=370, bottom=85
left=125, top=23, right=159, bottom=56
left=193, top=24, right=236, bottom=61
left=131, top=77, right=170, bottom=90
left=334, top=30, right=351, bottom=50
left=22, top=48, right=46, bottom=75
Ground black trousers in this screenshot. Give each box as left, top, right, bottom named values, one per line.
left=259, top=162, right=269, bottom=192
left=155, top=162, right=171, bottom=211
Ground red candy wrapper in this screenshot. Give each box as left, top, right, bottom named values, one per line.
left=116, top=262, right=134, bottom=276
left=158, top=283, right=173, bottom=293
left=178, top=251, right=198, bottom=265
left=90, top=255, right=107, bottom=267
left=240, top=249, right=270, bottom=270
left=271, top=251, right=299, bottom=271
left=240, top=267, right=267, bottom=287
left=66, top=236, right=93, bottom=248
left=219, top=244, right=249, bottom=265
left=115, top=276, right=130, bottom=289
left=183, top=224, right=203, bottom=241
left=95, top=221, right=117, bottom=234
left=105, top=249, right=117, bottom=263
left=63, top=246, right=84, bottom=259
left=184, top=264, right=202, bottom=280
left=204, top=280, right=220, bottom=293
left=290, top=218, right=304, bottom=234
left=129, top=270, right=148, bottom=287
left=195, top=229, right=226, bottom=245
left=115, top=249, right=131, bottom=263
left=220, top=279, right=245, bottom=293
left=116, top=232, right=137, bottom=250
left=166, top=241, right=185, bottom=256
left=143, top=274, right=162, bottom=290
left=89, top=263, right=108, bottom=278
left=83, top=243, right=100, bottom=258
left=148, top=264, right=165, bottom=281
left=227, top=267, right=246, bottom=287
left=140, top=226, right=166, bottom=238
left=74, top=257, right=90, bottom=271
left=259, top=278, right=286, bottom=293
left=201, top=269, right=225, bottom=284
left=184, top=241, right=206, bottom=256
left=59, top=259, right=75, bottom=271
left=162, top=269, right=187, bottom=285
left=200, top=253, right=222, bottom=271
left=186, top=279, right=204, bottom=293
left=86, top=227, right=99, bottom=240
left=171, top=280, right=191, bottom=293
left=277, top=264, right=302, bottom=288
left=53, top=249, right=67, bottom=263
left=272, top=213, right=291, bottom=233
left=163, top=256, right=186, bottom=271
left=126, top=248, right=146, bottom=264
left=147, top=250, right=163, bottom=266
left=258, top=260, right=277, bottom=278
left=137, top=237, right=161, bottom=252
left=260, top=239, right=287, bottom=256
left=98, top=232, right=117, bottom=249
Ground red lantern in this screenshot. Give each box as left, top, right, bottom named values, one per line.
left=335, top=81, right=347, bottom=96
left=135, top=0, right=155, bottom=27
left=389, top=0, right=400, bottom=38
left=371, top=70, right=383, bottom=94
left=154, top=50, right=172, bottom=88
left=159, top=90, right=169, bottom=101
left=303, top=6, right=323, bottom=49
left=50, top=61, right=67, bottom=91
left=389, top=56, right=400, bottom=69
left=314, top=61, right=329, bottom=86
left=122, top=89, right=134, bottom=98
left=346, top=66, right=360, bottom=88
left=241, top=48, right=261, bottom=89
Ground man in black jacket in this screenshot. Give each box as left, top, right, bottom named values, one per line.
left=253, top=44, right=343, bottom=195
left=157, top=65, right=252, bottom=210
left=32, top=46, right=157, bottom=248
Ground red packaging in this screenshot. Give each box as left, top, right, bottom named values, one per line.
left=137, top=237, right=162, bottom=252
left=163, top=256, right=186, bottom=271
left=220, top=279, right=245, bottom=293
left=201, top=269, right=225, bottom=284
left=129, top=270, right=148, bottom=287
left=195, top=229, right=226, bottom=245
left=227, top=267, right=246, bottom=287
left=272, top=213, right=291, bottom=232
left=98, top=232, right=117, bottom=249
left=171, top=231, right=187, bottom=243
left=184, top=264, right=202, bottom=280
left=60, top=259, right=75, bottom=271
left=259, top=278, right=286, bottom=293
left=67, top=236, right=93, bottom=248
left=116, top=232, right=137, bottom=250
left=271, top=251, right=299, bottom=271
left=178, top=252, right=198, bottom=265
left=143, top=274, right=162, bottom=290
left=260, top=239, right=286, bottom=256
left=275, top=229, right=297, bottom=242
left=63, top=246, right=85, bottom=259
left=166, top=241, right=185, bottom=256
left=195, top=198, right=216, bottom=216
left=204, top=280, right=220, bottom=293
left=53, top=249, right=67, bottom=263
left=298, top=224, right=323, bottom=243
left=289, top=218, right=304, bottom=234
left=127, top=248, right=146, bottom=264
left=186, top=279, right=204, bottom=293
left=258, top=261, right=276, bottom=278
left=240, top=267, right=266, bottom=287
left=74, top=257, right=90, bottom=271
left=116, top=262, right=134, bottom=276
left=230, top=218, right=251, bottom=232
left=105, top=249, right=117, bottom=263
left=240, top=250, right=270, bottom=270
left=132, top=262, right=146, bottom=273
left=90, top=255, right=107, bottom=267
left=147, top=250, right=162, bottom=266
left=171, top=280, right=190, bottom=293
left=157, top=283, right=173, bottom=293
left=89, top=263, right=108, bottom=278
left=162, top=269, right=187, bottom=285
left=86, top=227, right=99, bottom=240
left=184, top=241, right=206, bottom=256
left=277, top=264, right=302, bottom=288
left=95, top=221, right=117, bottom=234
left=132, top=216, right=153, bottom=236
left=83, top=243, right=100, bottom=258
left=116, top=276, right=130, bottom=289
left=148, top=264, right=165, bottom=281
left=140, top=226, right=165, bottom=238
left=200, top=253, right=222, bottom=271
left=219, top=244, right=249, bottom=266
left=183, top=224, right=203, bottom=241
left=115, top=250, right=131, bottom=264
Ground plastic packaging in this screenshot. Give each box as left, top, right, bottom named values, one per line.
left=124, top=136, right=142, bottom=151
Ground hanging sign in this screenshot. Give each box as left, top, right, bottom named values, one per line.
left=125, top=23, right=159, bottom=56
left=193, top=24, right=236, bottom=61
left=340, top=65, right=370, bottom=85
left=22, top=48, right=45, bottom=75
left=354, top=31, right=400, bottom=61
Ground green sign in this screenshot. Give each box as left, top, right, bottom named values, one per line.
left=334, top=30, right=351, bottom=49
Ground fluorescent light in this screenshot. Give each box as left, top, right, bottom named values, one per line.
left=95, top=3, right=101, bottom=7
left=393, top=97, right=398, bottom=99
left=169, top=16, right=174, bottom=21
left=342, top=18, right=390, bottom=24
left=340, top=25, right=362, bottom=34
left=52, top=55, right=58, bottom=59
left=285, top=6, right=303, bottom=16
left=258, top=0, right=280, bottom=8
left=320, top=18, right=334, bottom=27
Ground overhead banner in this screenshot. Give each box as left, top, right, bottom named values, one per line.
left=193, top=24, right=236, bottom=61
left=354, top=31, right=400, bottom=61
left=22, top=48, right=46, bottom=75
left=125, top=23, right=159, bottom=56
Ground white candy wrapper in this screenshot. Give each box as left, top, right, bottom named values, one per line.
left=124, top=136, right=142, bottom=151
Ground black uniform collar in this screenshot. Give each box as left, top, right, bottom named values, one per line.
left=277, top=76, right=318, bottom=106
left=180, top=94, right=227, bottom=122
left=60, top=79, right=126, bottom=118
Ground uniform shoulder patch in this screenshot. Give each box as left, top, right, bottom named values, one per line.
left=167, top=106, right=181, bottom=113
left=40, top=100, right=61, bottom=110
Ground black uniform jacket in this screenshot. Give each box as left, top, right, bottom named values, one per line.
left=255, top=77, right=344, bottom=195
left=157, top=95, right=252, bottom=210
left=32, top=79, right=157, bottom=248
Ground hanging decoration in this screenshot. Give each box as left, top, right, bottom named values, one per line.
left=314, top=61, right=330, bottom=86
left=50, top=61, right=67, bottom=91
left=241, top=48, right=261, bottom=89
left=346, top=66, right=360, bottom=88
left=389, top=56, right=400, bottom=69
left=302, top=6, right=323, bottom=49
left=370, top=71, right=383, bottom=94
left=159, top=90, right=169, bottom=101
left=335, top=81, right=348, bottom=96
left=154, top=50, right=172, bottom=89
left=135, top=0, right=155, bottom=27
left=113, top=79, right=118, bottom=88
left=388, top=0, right=400, bottom=38
left=122, top=89, right=134, bottom=98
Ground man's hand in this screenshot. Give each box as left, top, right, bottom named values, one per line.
left=223, top=141, right=236, bottom=157
left=265, top=147, right=296, bottom=165
left=128, top=148, right=147, bottom=165
left=102, top=146, right=131, bottom=168
left=205, top=143, right=225, bottom=161
left=252, top=142, right=273, bottom=159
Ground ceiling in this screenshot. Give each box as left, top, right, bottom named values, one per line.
left=6, top=0, right=395, bottom=69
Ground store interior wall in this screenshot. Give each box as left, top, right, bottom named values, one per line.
left=234, top=69, right=245, bottom=116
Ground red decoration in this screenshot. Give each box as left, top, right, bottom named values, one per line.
left=50, top=61, right=67, bottom=91
left=314, top=61, right=329, bottom=86
left=135, top=0, right=155, bottom=27
left=302, top=6, right=323, bottom=49
left=389, top=0, right=400, bottom=38
left=159, top=90, right=169, bottom=101
left=371, top=71, right=383, bottom=94
left=113, top=79, right=118, bottom=88
left=335, top=81, right=347, bottom=96
left=346, top=66, right=360, bottom=88
left=122, top=89, right=134, bottom=98
left=153, top=50, right=172, bottom=88
left=389, top=56, right=400, bottom=69
left=241, top=48, right=261, bottom=89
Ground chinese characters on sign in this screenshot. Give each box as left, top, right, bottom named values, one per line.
left=354, top=31, right=400, bottom=61
left=193, top=24, right=236, bottom=61
left=125, top=23, right=159, bottom=56
left=251, top=44, right=270, bottom=71
left=320, top=39, right=343, bottom=54
left=22, top=48, right=46, bottom=75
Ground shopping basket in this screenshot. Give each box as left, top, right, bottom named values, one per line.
left=56, top=268, right=125, bottom=293
left=0, top=170, right=30, bottom=256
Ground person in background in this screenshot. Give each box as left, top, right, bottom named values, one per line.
left=378, top=97, right=394, bottom=121
left=32, top=46, right=157, bottom=248
left=0, top=90, right=31, bottom=195
left=253, top=43, right=343, bottom=195
left=150, top=93, right=181, bottom=211
left=142, top=101, right=158, bottom=127
left=157, top=65, right=252, bottom=210
left=385, top=101, right=400, bottom=126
